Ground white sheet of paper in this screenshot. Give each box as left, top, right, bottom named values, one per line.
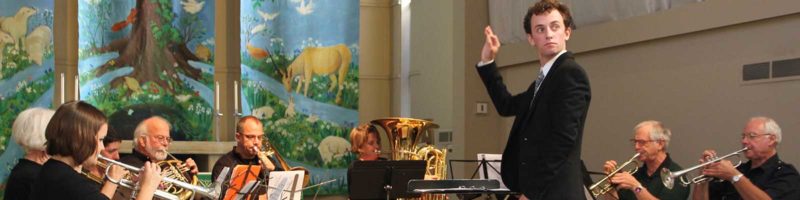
left=477, top=153, right=507, bottom=189
left=267, top=171, right=304, bottom=200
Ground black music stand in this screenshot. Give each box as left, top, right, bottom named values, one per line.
left=348, top=160, right=426, bottom=200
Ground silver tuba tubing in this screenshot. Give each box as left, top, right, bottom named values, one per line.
left=661, top=147, right=749, bottom=189
left=99, top=155, right=223, bottom=200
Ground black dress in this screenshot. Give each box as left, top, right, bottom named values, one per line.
left=4, top=159, right=42, bottom=200
left=30, top=159, right=109, bottom=200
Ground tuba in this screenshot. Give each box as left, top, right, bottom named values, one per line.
left=372, top=118, right=445, bottom=200
left=371, top=118, right=439, bottom=160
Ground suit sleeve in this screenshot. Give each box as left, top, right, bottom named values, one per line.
left=476, top=62, right=535, bottom=116
left=540, top=64, right=591, bottom=181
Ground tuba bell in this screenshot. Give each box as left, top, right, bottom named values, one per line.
left=372, top=118, right=445, bottom=200
left=371, top=118, right=439, bottom=160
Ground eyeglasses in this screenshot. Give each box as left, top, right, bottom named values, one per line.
left=146, top=135, right=172, bottom=144
left=629, top=139, right=657, bottom=146
left=741, top=132, right=771, bottom=140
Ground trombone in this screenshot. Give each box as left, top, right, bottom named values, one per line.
left=661, top=147, right=748, bottom=189
left=99, top=155, right=226, bottom=200
left=589, top=153, right=641, bottom=198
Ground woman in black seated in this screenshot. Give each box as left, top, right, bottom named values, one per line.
left=30, top=101, right=161, bottom=200
left=5, top=108, right=54, bottom=200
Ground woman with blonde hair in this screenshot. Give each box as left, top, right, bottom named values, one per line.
left=349, top=123, right=383, bottom=161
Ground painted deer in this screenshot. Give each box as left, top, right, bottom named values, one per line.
left=280, top=44, right=351, bottom=104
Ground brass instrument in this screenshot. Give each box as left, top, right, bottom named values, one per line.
left=263, top=138, right=311, bottom=187
left=99, top=155, right=223, bottom=200
left=661, top=147, right=748, bottom=189
left=414, top=146, right=447, bottom=180
left=371, top=118, right=439, bottom=160
left=589, top=153, right=641, bottom=198
left=160, top=154, right=200, bottom=200
left=372, top=118, right=444, bottom=200
left=414, top=145, right=448, bottom=200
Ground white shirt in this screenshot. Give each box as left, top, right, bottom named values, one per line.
left=539, top=50, right=567, bottom=78
left=477, top=50, right=568, bottom=79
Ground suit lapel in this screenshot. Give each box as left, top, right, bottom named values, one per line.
left=528, top=52, right=571, bottom=113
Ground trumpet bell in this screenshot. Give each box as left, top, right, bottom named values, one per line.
left=660, top=168, right=676, bottom=189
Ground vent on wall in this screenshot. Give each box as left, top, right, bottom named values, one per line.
left=742, top=57, right=800, bottom=82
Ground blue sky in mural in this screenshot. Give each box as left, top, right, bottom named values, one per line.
left=242, top=0, right=359, bottom=58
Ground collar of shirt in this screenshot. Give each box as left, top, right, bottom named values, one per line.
left=539, top=50, right=567, bottom=78
left=637, top=153, right=674, bottom=179
left=231, top=146, right=260, bottom=164
left=740, top=153, right=781, bottom=175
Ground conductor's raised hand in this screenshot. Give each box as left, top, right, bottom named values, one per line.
left=481, top=26, right=501, bottom=63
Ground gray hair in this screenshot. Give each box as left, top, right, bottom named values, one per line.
left=750, top=116, right=782, bottom=144
left=133, top=116, right=169, bottom=144
left=634, top=120, right=672, bottom=148
left=12, top=108, right=55, bottom=152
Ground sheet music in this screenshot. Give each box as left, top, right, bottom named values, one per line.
left=267, top=171, right=304, bottom=200
left=477, top=153, right=507, bottom=189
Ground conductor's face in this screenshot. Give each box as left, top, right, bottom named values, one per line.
left=527, top=9, right=571, bottom=61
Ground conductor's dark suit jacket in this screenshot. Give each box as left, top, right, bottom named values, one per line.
left=477, top=52, right=591, bottom=200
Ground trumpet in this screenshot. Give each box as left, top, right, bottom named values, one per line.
left=98, top=155, right=225, bottom=200
left=589, top=153, right=641, bottom=198
left=661, top=147, right=748, bottom=189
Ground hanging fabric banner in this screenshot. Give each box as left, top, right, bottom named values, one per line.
left=240, top=0, right=360, bottom=195
left=0, top=0, right=55, bottom=194
left=78, top=0, right=216, bottom=141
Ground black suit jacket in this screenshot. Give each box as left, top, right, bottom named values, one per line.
left=477, top=52, right=591, bottom=199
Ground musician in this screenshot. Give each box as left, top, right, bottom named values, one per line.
left=5, top=108, right=54, bottom=200
left=476, top=0, right=591, bottom=199
left=87, top=128, right=124, bottom=186
left=211, top=116, right=284, bottom=198
left=347, top=123, right=386, bottom=198
left=30, top=101, right=161, bottom=200
left=692, top=116, right=800, bottom=200
left=602, top=121, right=689, bottom=200
left=348, top=123, right=384, bottom=161
left=115, top=116, right=198, bottom=199
left=119, top=116, right=199, bottom=172
left=101, top=128, right=123, bottom=160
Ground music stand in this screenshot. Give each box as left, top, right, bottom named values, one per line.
left=348, top=160, right=426, bottom=200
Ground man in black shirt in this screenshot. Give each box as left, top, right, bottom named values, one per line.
left=115, top=116, right=199, bottom=199
left=602, top=121, right=689, bottom=200
left=212, top=116, right=283, bottom=199
left=692, top=116, right=800, bottom=200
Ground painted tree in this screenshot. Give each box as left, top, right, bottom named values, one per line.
left=94, top=0, right=203, bottom=94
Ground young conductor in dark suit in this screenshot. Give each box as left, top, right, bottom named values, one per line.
left=476, top=0, right=591, bottom=199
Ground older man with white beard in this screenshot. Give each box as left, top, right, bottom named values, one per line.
left=114, top=116, right=198, bottom=200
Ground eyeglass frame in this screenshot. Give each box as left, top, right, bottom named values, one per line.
left=629, top=139, right=662, bottom=146
left=143, top=134, right=173, bottom=144
left=741, top=132, right=772, bottom=141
